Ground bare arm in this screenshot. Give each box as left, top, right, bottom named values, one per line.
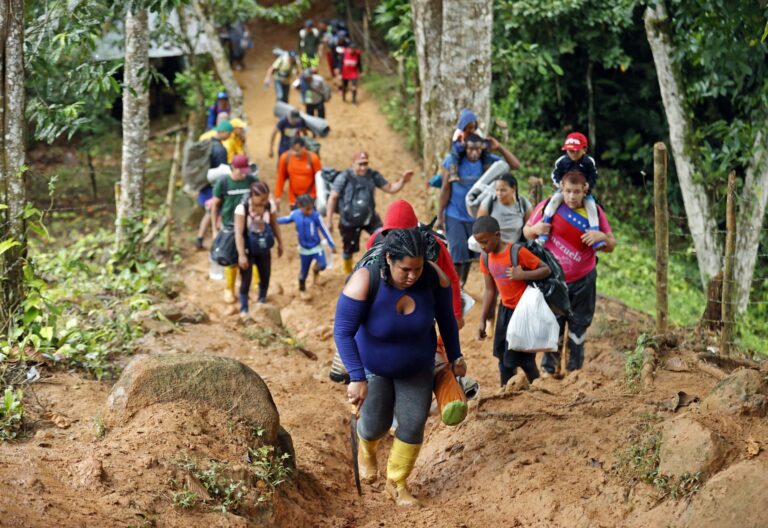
left=325, top=190, right=340, bottom=234
left=487, top=137, right=521, bottom=171
left=269, top=209, right=284, bottom=257
left=436, top=167, right=452, bottom=229
left=523, top=218, right=550, bottom=240
left=268, top=127, right=279, bottom=158
left=263, top=65, right=274, bottom=85
left=381, top=170, right=414, bottom=194
left=210, top=197, right=222, bottom=234
left=506, top=260, right=551, bottom=281
left=234, top=212, right=248, bottom=269
left=478, top=272, right=497, bottom=340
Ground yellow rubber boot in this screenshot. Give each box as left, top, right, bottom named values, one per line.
left=342, top=257, right=353, bottom=275
left=223, top=266, right=237, bottom=303
left=357, top=434, right=380, bottom=484
left=385, top=438, right=422, bottom=506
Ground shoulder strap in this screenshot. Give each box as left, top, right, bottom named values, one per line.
left=511, top=242, right=524, bottom=268
left=482, top=251, right=489, bottom=270
left=366, top=263, right=381, bottom=304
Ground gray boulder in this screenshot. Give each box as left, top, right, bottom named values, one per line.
left=105, top=353, right=281, bottom=445
left=701, top=368, right=767, bottom=416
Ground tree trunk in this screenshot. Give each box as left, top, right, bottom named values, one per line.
left=116, top=8, right=149, bottom=251
left=411, top=0, right=492, bottom=177
left=586, top=60, right=596, bottom=152
left=0, top=0, right=27, bottom=326
left=644, top=2, right=722, bottom=289
left=191, top=0, right=244, bottom=119
left=734, top=123, right=768, bottom=313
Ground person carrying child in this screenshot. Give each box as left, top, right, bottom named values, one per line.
left=524, top=169, right=616, bottom=375
left=473, top=216, right=551, bottom=386
left=539, top=132, right=603, bottom=249
left=446, top=108, right=495, bottom=183
left=278, top=194, right=336, bottom=294
left=234, top=182, right=283, bottom=320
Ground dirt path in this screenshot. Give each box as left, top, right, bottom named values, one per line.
left=1, top=8, right=758, bottom=528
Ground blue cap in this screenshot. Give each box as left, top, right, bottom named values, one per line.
left=216, top=91, right=228, bottom=100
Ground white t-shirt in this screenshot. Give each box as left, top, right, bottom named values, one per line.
left=234, top=198, right=276, bottom=232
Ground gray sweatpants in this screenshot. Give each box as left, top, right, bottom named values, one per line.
left=357, top=368, right=434, bottom=445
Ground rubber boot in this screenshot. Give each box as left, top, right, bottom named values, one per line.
left=342, top=257, right=353, bottom=275
left=352, top=90, right=357, bottom=105
left=385, top=438, right=422, bottom=506
left=223, top=266, right=238, bottom=303
left=358, top=434, right=380, bottom=484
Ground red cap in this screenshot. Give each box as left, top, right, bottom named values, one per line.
left=382, top=199, right=418, bottom=231
left=232, top=154, right=249, bottom=169
left=562, top=132, right=588, bottom=151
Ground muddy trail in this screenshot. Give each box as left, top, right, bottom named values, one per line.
left=2, top=8, right=767, bottom=528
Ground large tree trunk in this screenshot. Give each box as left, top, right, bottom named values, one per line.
left=411, top=0, right=492, bottom=177
left=735, top=123, right=768, bottom=313
left=644, top=2, right=722, bottom=289
left=0, top=0, right=26, bottom=326
left=191, top=0, right=244, bottom=119
left=116, top=8, right=149, bottom=250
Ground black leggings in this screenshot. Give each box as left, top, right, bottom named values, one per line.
left=357, top=368, right=434, bottom=445
left=239, top=252, right=271, bottom=309
left=305, top=102, right=325, bottom=119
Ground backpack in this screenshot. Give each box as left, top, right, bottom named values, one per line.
left=482, top=241, right=572, bottom=317
left=181, top=139, right=213, bottom=194
left=339, top=170, right=375, bottom=228
left=315, top=167, right=341, bottom=216
left=353, top=223, right=445, bottom=273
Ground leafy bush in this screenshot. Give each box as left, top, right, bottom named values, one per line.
left=0, top=388, right=23, bottom=440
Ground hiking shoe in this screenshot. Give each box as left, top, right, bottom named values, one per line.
left=195, top=237, right=204, bottom=250
left=298, top=279, right=306, bottom=292
left=239, top=311, right=252, bottom=324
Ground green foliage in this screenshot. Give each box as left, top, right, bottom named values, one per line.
left=171, top=489, right=198, bottom=509
left=0, top=388, right=24, bottom=441
left=373, top=0, right=414, bottom=56
left=624, top=334, right=653, bottom=391
left=174, top=69, right=224, bottom=110
left=248, top=445, right=292, bottom=489
left=2, top=227, right=169, bottom=379
left=25, top=0, right=122, bottom=143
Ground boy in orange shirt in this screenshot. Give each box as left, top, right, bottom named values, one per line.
left=275, top=137, right=321, bottom=211
left=474, top=216, right=551, bottom=386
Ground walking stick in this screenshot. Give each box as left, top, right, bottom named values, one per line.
left=349, top=404, right=362, bottom=496
left=558, top=321, right=569, bottom=378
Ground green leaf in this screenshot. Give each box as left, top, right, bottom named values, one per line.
left=40, top=326, right=54, bottom=341
left=0, top=239, right=20, bottom=256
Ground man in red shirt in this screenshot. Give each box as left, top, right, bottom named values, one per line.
left=340, top=42, right=362, bottom=104
left=474, top=215, right=551, bottom=386
left=275, top=136, right=321, bottom=211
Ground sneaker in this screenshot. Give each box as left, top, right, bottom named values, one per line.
left=239, top=311, right=252, bottom=323
left=195, top=237, right=204, bottom=250
left=223, top=289, right=236, bottom=304
left=539, top=370, right=555, bottom=380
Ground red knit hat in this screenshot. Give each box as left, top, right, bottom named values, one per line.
left=382, top=199, right=418, bottom=232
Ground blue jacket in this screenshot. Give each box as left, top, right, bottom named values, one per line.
left=278, top=209, right=335, bottom=251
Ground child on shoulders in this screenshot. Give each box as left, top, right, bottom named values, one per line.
left=278, top=194, right=336, bottom=293
left=447, top=108, right=496, bottom=183
left=540, top=132, right=603, bottom=248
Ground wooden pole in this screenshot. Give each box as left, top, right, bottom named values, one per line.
left=363, top=0, right=371, bottom=55
left=164, top=133, right=182, bottom=252
left=528, top=177, right=543, bottom=205
left=721, top=170, right=737, bottom=356
left=653, top=142, right=669, bottom=334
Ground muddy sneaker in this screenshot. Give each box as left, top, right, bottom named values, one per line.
left=239, top=311, right=252, bottom=324
left=223, top=289, right=236, bottom=304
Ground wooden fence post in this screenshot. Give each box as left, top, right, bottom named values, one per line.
left=164, top=133, right=182, bottom=252
left=721, top=170, right=737, bottom=356
left=527, top=177, right=543, bottom=206
left=653, top=142, right=669, bottom=334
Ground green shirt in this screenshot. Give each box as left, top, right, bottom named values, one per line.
left=214, top=174, right=257, bottom=226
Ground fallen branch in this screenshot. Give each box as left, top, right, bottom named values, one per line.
left=696, top=359, right=727, bottom=380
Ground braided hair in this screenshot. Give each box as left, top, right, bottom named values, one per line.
left=381, top=228, right=427, bottom=285
left=244, top=181, right=271, bottom=212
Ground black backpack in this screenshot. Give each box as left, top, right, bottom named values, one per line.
left=339, top=170, right=375, bottom=227
left=353, top=222, right=445, bottom=273
left=482, top=241, right=571, bottom=317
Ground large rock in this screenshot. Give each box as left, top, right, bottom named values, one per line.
left=658, top=417, right=728, bottom=478
left=105, top=354, right=280, bottom=445
left=700, top=368, right=767, bottom=416
left=681, top=460, right=768, bottom=528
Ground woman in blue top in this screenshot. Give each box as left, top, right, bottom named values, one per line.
left=278, top=194, right=336, bottom=293
left=334, top=228, right=465, bottom=506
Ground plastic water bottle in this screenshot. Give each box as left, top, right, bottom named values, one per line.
left=209, top=258, right=224, bottom=281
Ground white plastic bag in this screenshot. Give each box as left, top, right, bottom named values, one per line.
left=506, top=285, right=559, bottom=353
left=321, top=239, right=334, bottom=269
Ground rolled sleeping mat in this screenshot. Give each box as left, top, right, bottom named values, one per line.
left=465, top=160, right=510, bottom=217
left=273, top=101, right=330, bottom=137
left=314, top=170, right=329, bottom=215
left=207, top=164, right=232, bottom=186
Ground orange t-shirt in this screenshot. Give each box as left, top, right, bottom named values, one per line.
left=480, top=243, right=541, bottom=309
left=276, top=149, right=321, bottom=205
